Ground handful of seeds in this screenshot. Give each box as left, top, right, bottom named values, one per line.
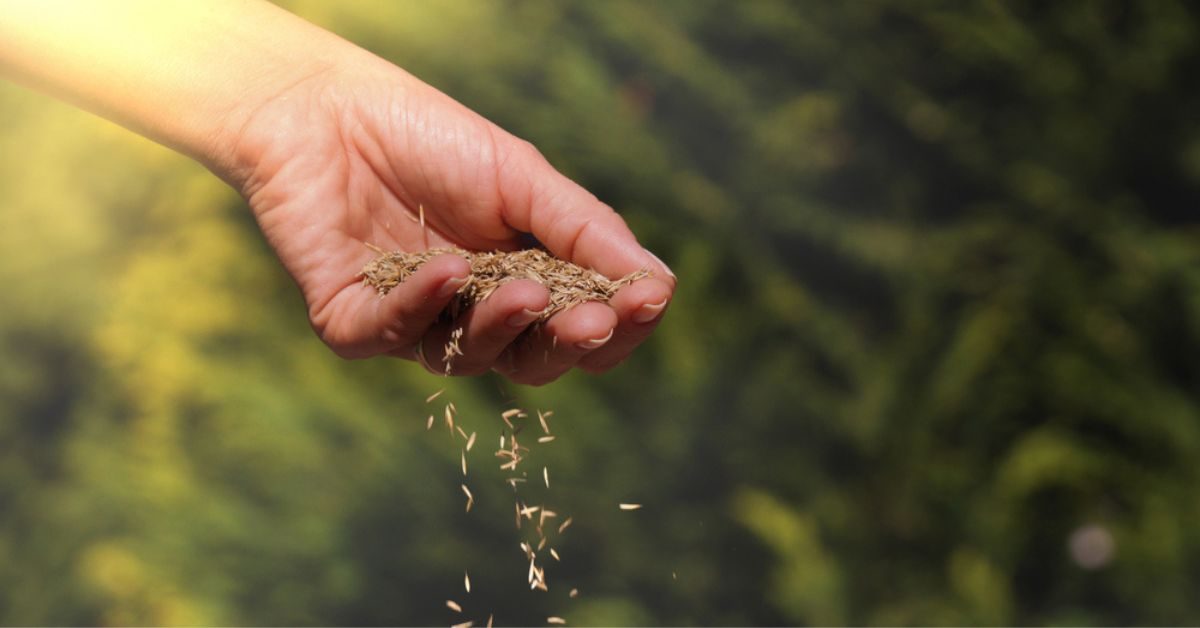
left=361, top=248, right=649, bottom=321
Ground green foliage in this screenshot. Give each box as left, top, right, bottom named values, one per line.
left=2, top=1, right=1200, bottom=624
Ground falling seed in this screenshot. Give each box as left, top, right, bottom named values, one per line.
left=426, top=415, right=434, bottom=430
left=619, top=503, right=643, bottom=511
left=451, top=622, right=473, bottom=628
left=569, top=588, right=578, bottom=599
left=445, top=405, right=454, bottom=432
left=501, top=409, right=522, bottom=420
left=462, top=485, right=474, bottom=512
left=537, top=537, right=547, bottom=551
left=457, top=426, right=468, bottom=440
left=672, top=570, right=678, bottom=580
left=538, top=410, right=551, bottom=434
left=446, top=600, right=462, bottom=613
left=466, top=432, right=477, bottom=451
left=500, top=434, right=506, bottom=449
left=465, top=571, right=471, bottom=593
left=550, top=548, right=560, bottom=561
left=558, top=517, right=573, bottom=534
left=425, top=389, right=444, bottom=403
left=547, top=617, right=566, bottom=625
left=419, top=203, right=426, bottom=230
left=528, top=557, right=536, bottom=583
left=520, top=505, right=540, bottom=518
left=487, top=614, right=493, bottom=628
left=543, top=466, right=550, bottom=488
left=538, top=435, right=556, bottom=443
left=515, top=502, right=522, bottom=529
left=462, top=450, right=468, bottom=476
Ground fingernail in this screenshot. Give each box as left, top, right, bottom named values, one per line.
left=644, top=248, right=676, bottom=281
left=632, top=299, right=669, bottom=324
left=438, top=276, right=469, bottom=298
left=506, top=308, right=542, bottom=328
left=576, top=329, right=614, bottom=351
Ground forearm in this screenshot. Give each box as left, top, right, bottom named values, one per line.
left=0, top=0, right=362, bottom=175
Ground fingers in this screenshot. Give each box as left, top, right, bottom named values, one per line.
left=576, top=276, right=673, bottom=373
left=496, top=137, right=675, bottom=286
left=413, top=279, right=550, bottom=376
left=330, top=252, right=470, bottom=358
left=496, top=301, right=618, bottom=386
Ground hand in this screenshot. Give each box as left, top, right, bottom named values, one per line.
left=222, top=59, right=675, bottom=385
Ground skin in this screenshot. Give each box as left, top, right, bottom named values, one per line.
left=0, top=0, right=675, bottom=385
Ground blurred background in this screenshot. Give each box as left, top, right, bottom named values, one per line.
left=2, top=0, right=1200, bottom=625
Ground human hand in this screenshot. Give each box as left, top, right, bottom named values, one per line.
left=220, top=58, right=675, bottom=385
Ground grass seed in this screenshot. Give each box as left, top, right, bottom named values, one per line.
left=362, top=248, right=649, bottom=322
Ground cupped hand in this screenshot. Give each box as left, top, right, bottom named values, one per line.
left=220, top=59, right=674, bottom=385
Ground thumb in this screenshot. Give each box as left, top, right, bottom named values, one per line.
left=497, top=139, right=675, bottom=285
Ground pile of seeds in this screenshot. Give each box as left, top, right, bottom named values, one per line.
left=361, top=247, right=649, bottom=321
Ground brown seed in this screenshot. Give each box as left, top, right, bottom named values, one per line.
left=558, top=517, right=573, bottom=534
left=487, top=614, right=493, bottom=628
left=425, top=388, right=444, bottom=403
left=426, top=415, right=434, bottom=431
left=461, top=450, right=468, bottom=476
left=362, top=249, right=649, bottom=320
left=550, top=548, right=560, bottom=561
left=466, top=432, right=477, bottom=451
left=619, top=503, right=643, bottom=511
left=547, top=617, right=566, bottom=625
left=446, top=600, right=462, bottom=613
left=537, top=537, right=547, bottom=551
